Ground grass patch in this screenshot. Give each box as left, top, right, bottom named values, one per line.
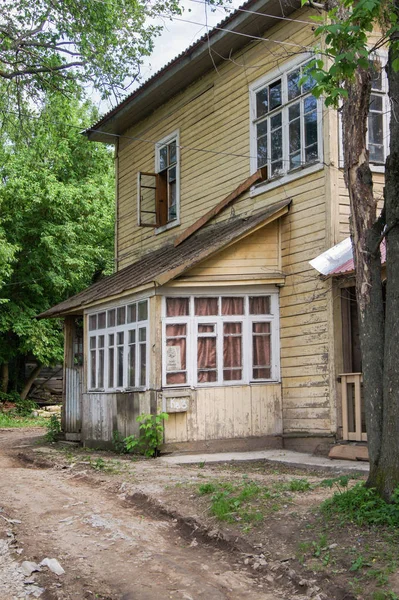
left=321, top=483, right=399, bottom=527
left=0, top=412, right=47, bottom=428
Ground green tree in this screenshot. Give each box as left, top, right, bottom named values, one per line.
left=0, top=90, right=114, bottom=396
left=304, top=0, right=399, bottom=500
left=0, top=0, right=180, bottom=104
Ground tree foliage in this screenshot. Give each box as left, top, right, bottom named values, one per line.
left=304, top=0, right=399, bottom=501
left=0, top=90, right=114, bottom=387
left=0, top=0, right=181, bottom=104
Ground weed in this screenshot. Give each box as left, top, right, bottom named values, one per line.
left=112, top=430, right=127, bottom=454
left=124, top=412, right=169, bottom=458
left=91, top=457, right=106, bottom=471
left=0, top=412, right=47, bottom=428
left=350, top=554, right=367, bottom=572
left=45, top=414, right=61, bottom=442
left=321, top=483, right=399, bottom=527
left=286, top=478, right=312, bottom=492
left=198, top=461, right=206, bottom=469
left=199, top=483, right=216, bottom=495
left=14, top=397, right=38, bottom=416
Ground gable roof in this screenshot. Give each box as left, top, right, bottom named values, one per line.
left=38, top=199, right=290, bottom=318
left=85, top=0, right=301, bottom=143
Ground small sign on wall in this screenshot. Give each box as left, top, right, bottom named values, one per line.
left=165, top=396, right=190, bottom=413
left=166, top=346, right=181, bottom=371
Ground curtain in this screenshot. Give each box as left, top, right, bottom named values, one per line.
left=223, top=322, right=242, bottom=380
left=195, top=297, right=218, bottom=316
left=166, top=297, right=189, bottom=317
left=221, top=297, right=244, bottom=315
left=252, top=322, right=271, bottom=379
left=166, top=323, right=187, bottom=384
left=249, top=296, right=271, bottom=315
left=197, top=323, right=217, bottom=382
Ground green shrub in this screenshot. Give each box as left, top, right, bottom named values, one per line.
left=15, top=397, right=38, bottom=416
left=45, top=414, right=61, bottom=442
left=321, top=483, right=399, bottom=527
left=0, top=390, right=21, bottom=405
left=124, top=412, right=168, bottom=458
left=112, top=430, right=127, bottom=454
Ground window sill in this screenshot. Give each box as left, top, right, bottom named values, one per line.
left=162, top=380, right=280, bottom=389
left=155, top=219, right=180, bottom=235
left=87, top=387, right=147, bottom=394
left=250, top=162, right=324, bottom=198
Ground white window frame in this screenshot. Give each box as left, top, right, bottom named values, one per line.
left=155, top=129, right=180, bottom=233
left=249, top=54, right=324, bottom=197
left=87, top=299, right=150, bottom=392
left=162, top=291, right=280, bottom=388
left=337, top=52, right=389, bottom=172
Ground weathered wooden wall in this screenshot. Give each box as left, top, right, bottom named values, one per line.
left=162, top=384, right=282, bottom=443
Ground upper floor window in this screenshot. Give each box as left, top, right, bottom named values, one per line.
left=250, top=57, right=322, bottom=183
left=88, top=299, right=149, bottom=391
left=368, top=58, right=388, bottom=165
left=137, top=130, right=180, bottom=231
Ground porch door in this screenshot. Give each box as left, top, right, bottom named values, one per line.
left=64, top=318, right=83, bottom=439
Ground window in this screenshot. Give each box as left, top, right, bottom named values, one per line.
left=368, top=58, right=388, bottom=164
left=163, top=294, right=279, bottom=387
left=137, top=130, right=180, bottom=230
left=250, top=57, right=322, bottom=182
left=88, top=299, right=149, bottom=391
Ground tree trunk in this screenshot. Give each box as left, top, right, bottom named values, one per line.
left=20, top=362, right=42, bottom=401
left=0, top=363, right=9, bottom=393
left=342, top=68, right=385, bottom=485
left=375, top=37, right=399, bottom=500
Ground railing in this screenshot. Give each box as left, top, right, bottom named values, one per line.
left=339, top=373, right=367, bottom=442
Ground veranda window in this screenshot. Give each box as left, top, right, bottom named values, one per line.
left=163, top=293, right=279, bottom=387
left=88, top=298, right=149, bottom=391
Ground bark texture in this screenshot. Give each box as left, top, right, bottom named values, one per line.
left=20, top=362, right=42, bottom=401
left=0, top=363, right=9, bottom=393
left=376, top=39, right=399, bottom=499
left=342, top=68, right=385, bottom=485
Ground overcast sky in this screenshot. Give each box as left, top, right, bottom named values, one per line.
left=98, top=0, right=242, bottom=113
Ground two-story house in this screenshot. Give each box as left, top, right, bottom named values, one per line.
left=40, top=0, right=387, bottom=452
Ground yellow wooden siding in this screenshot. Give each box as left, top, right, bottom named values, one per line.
left=338, top=171, right=385, bottom=240
left=115, top=9, right=320, bottom=269
left=185, top=221, right=280, bottom=278
left=163, top=384, right=282, bottom=443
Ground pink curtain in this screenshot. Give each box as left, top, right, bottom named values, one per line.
left=221, top=297, right=244, bottom=315
left=223, top=322, right=242, bottom=380
left=166, top=297, right=189, bottom=317
left=195, top=297, right=218, bottom=316
left=249, top=296, right=271, bottom=315
left=166, top=323, right=187, bottom=384
left=252, top=322, right=271, bottom=379
left=197, top=325, right=217, bottom=382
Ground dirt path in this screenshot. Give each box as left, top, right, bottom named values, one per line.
left=0, top=429, right=292, bottom=600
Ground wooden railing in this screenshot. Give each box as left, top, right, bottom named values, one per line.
left=339, top=373, right=367, bottom=442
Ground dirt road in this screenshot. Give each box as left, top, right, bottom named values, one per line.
left=0, top=429, right=291, bottom=600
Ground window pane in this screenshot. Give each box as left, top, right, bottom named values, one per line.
left=289, top=118, right=301, bottom=168
left=301, top=63, right=316, bottom=92
left=269, top=80, right=282, bottom=110
left=108, top=347, right=114, bottom=388
left=97, top=312, right=106, bottom=329
left=98, top=335, right=104, bottom=348
left=369, top=110, right=383, bottom=145
left=128, top=344, right=136, bottom=387
left=109, top=333, right=114, bottom=346
left=117, top=306, right=126, bottom=325
left=223, top=322, right=242, bottom=381
left=257, top=136, right=268, bottom=169
left=271, top=127, right=282, bottom=162
left=198, top=324, right=215, bottom=333
left=256, top=88, right=268, bottom=118
left=252, top=322, right=271, bottom=380
left=138, top=300, right=148, bottom=321
left=289, top=102, right=300, bottom=121
left=194, top=297, right=218, bottom=316
left=369, top=143, right=385, bottom=164
left=107, top=309, right=116, bottom=327
left=370, top=60, right=382, bottom=90
left=169, top=140, right=177, bottom=164
left=139, top=343, right=146, bottom=386
left=128, top=329, right=136, bottom=344
left=139, top=328, right=146, bottom=342
left=221, top=297, right=244, bottom=315
left=197, top=333, right=217, bottom=383
left=127, top=304, right=136, bottom=323
left=117, top=345, right=124, bottom=387
left=256, top=120, right=268, bottom=138
left=117, top=331, right=124, bottom=345
left=166, top=323, right=186, bottom=384
left=90, top=350, right=96, bottom=388
left=98, top=349, right=104, bottom=388
left=89, top=315, right=97, bottom=331
left=250, top=296, right=271, bottom=314
left=287, top=68, right=300, bottom=100
left=168, top=181, right=177, bottom=221
left=89, top=336, right=96, bottom=349
left=159, top=145, right=167, bottom=170
left=166, top=297, right=189, bottom=317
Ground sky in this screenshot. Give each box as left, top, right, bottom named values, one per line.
left=99, top=0, right=242, bottom=112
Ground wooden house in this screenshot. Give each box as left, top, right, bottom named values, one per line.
left=39, top=0, right=388, bottom=452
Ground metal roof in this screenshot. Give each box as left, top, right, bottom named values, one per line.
left=310, top=237, right=387, bottom=277
left=85, top=0, right=301, bottom=143
left=38, top=199, right=291, bottom=318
